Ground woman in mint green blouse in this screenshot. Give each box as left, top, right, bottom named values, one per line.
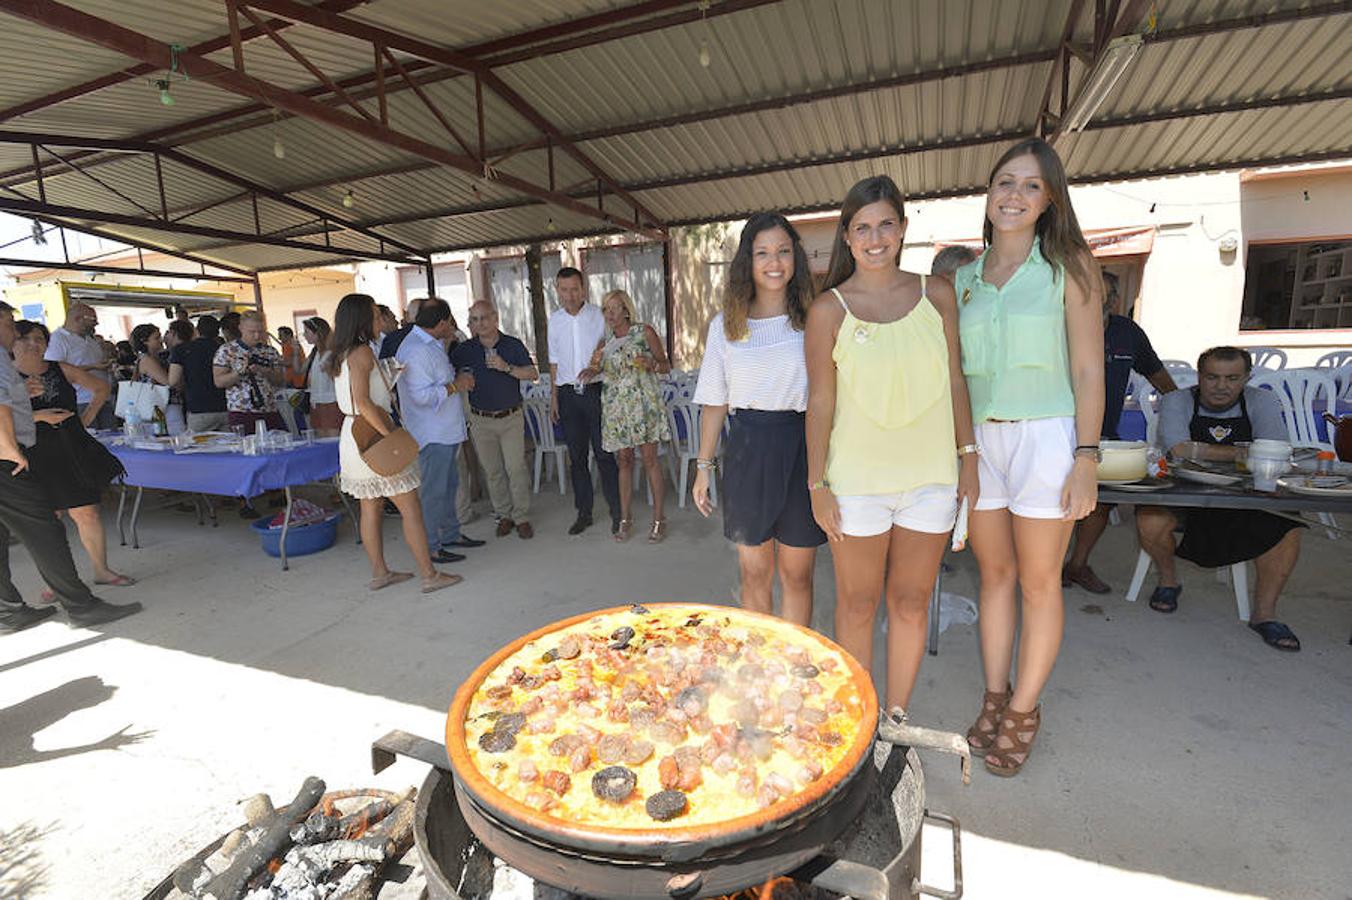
left=954, top=139, right=1105, bottom=778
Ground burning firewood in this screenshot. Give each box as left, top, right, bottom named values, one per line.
left=176, top=776, right=326, bottom=899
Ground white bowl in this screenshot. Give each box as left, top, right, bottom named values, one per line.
left=1098, top=440, right=1148, bottom=482
left=1249, top=438, right=1291, bottom=460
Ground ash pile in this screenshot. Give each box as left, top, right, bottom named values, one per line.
left=160, top=777, right=417, bottom=900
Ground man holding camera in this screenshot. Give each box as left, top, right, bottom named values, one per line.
left=212, top=311, right=285, bottom=432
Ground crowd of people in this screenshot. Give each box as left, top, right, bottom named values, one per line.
left=0, top=136, right=1319, bottom=773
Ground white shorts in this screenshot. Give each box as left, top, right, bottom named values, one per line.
left=973, top=417, right=1076, bottom=519
left=837, top=484, right=958, bottom=537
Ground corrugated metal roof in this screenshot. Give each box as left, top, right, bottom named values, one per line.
left=0, top=0, right=1345, bottom=270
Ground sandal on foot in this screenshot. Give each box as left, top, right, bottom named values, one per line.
left=369, top=572, right=413, bottom=592
left=614, top=518, right=632, bottom=542
left=986, top=705, right=1042, bottom=777
left=422, top=572, right=463, bottom=594
left=1249, top=620, right=1301, bottom=652
left=95, top=574, right=137, bottom=587
left=1149, top=585, right=1181, bottom=614
left=648, top=520, right=666, bottom=544
left=965, top=684, right=1011, bottom=757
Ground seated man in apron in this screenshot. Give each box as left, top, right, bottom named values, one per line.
left=1135, top=346, right=1303, bottom=652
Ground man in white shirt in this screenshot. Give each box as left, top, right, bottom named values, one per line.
left=548, top=267, right=620, bottom=535
left=396, top=298, right=485, bottom=564
left=45, top=302, right=115, bottom=429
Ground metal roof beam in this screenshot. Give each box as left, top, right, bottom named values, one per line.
left=12, top=212, right=256, bottom=275
left=0, top=0, right=663, bottom=242
left=0, top=256, right=254, bottom=282
left=0, top=129, right=426, bottom=257
left=0, top=0, right=781, bottom=190
left=0, top=197, right=420, bottom=264
left=285, top=87, right=1351, bottom=231
left=0, top=0, right=370, bottom=124
left=237, top=0, right=667, bottom=235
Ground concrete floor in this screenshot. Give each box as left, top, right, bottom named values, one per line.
left=0, top=484, right=1348, bottom=899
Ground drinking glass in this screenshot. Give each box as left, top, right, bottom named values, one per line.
left=1233, top=441, right=1251, bottom=473
left=302, top=428, right=316, bottom=447
left=1250, top=457, right=1287, bottom=492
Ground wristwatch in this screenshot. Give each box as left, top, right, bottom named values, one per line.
left=1073, top=445, right=1102, bottom=463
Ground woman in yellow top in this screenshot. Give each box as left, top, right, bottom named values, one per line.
left=805, top=175, right=979, bottom=715
left=954, top=138, right=1104, bottom=777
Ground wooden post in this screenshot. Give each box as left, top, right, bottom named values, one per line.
left=525, top=243, right=549, bottom=370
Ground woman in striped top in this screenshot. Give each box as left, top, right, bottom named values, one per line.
left=692, top=213, right=825, bottom=626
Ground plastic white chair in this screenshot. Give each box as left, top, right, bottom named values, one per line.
left=1126, top=550, right=1250, bottom=621
left=1127, top=372, right=1162, bottom=446
left=1315, top=351, right=1352, bottom=369
left=1249, top=347, right=1288, bottom=370
left=1250, top=369, right=1340, bottom=540
left=1248, top=369, right=1337, bottom=451
left=522, top=398, right=566, bottom=495
left=1162, top=360, right=1197, bottom=389
left=667, top=400, right=714, bottom=509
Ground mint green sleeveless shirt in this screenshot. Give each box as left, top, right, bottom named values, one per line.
left=954, top=237, right=1076, bottom=423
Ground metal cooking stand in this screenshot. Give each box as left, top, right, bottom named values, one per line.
left=373, top=715, right=970, bottom=900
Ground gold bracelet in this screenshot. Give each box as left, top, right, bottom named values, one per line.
left=957, top=443, right=979, bottom=457
left=808, top=478, right=830, bottom=491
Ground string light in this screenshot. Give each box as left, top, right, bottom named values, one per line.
left=341, top=190, right=356, bottom=209
left=546, top=217, right=557, bottom=233
left=155, top=79, right=174, bottom=107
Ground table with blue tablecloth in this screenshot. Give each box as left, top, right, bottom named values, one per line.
left=107, top=439, right=352, bottom=569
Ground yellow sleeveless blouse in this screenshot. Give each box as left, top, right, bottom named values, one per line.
left=825, top=276, right=958, bottom=495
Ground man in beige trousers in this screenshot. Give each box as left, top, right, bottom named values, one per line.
left=450, top=302, right=539, bottom=539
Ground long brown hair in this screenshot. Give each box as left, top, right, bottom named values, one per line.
left=821, top=175, right=906, bottom=293
left=723, top=212, right=813, bottom=340
left=324, top=294, right=375, bottom=378
left=981, top=138, right=1095, bottom=296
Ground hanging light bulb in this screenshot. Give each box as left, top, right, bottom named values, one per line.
left=546, top=217, right=557, bottom=233
left=156, top=79, right=175, bottom=107
left=272, top=110, right=286, bottom=159
left=698, top=40, right=711, bottom=68
left=341, top=189, right=356, bottom=209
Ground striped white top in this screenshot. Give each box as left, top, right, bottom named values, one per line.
left=693, top=313, right=809, bottom=412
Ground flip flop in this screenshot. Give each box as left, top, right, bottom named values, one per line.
left=421, top=572, right=463, bottom=594
left=369, top=572, right=413, bottom=592
left=95, top=575, right=137, bottom=587
left=1148, top=585, right=1181, bottom=613
left=1248, top=620, right=1301, bottom=652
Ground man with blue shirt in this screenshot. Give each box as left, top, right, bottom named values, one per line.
left=396, top=298, right=485, bottom=565
left=451, top=301, right=538, bottom=540
left=1063, top=272, right=1176, bottom=594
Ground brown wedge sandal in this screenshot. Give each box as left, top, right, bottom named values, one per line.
left=985, top=704, right=1042, bottom=777
left=965, top=685, right=1011, bottom=757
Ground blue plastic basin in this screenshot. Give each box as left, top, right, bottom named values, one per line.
left=249, top=514, right=339, bottom=558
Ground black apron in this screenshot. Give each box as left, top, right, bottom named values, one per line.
left=1175, top=388, right=1302, bottom=567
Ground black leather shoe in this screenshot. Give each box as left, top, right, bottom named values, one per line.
left=65, top=600, right=143, bottom=628
left=430, top=550, right=466, bottom=564
left=444, top=536, right=486, bottom=548
left=0, top=604, right=58, bottom=634
left=568, top=514, right=593, bottom=536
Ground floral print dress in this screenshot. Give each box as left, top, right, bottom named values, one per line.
left=600, top=324, right=671, bottom=452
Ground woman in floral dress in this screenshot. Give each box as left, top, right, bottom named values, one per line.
left=585, top=289, right=672, bottom=543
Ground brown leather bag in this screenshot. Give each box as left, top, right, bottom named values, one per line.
left=348, top=359, right=419, bottom=477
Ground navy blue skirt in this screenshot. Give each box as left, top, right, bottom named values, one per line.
left=721, top=410, right=825, bottom=548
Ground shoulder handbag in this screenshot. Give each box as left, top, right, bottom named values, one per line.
left=347, top=358, right=418, bottom=477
